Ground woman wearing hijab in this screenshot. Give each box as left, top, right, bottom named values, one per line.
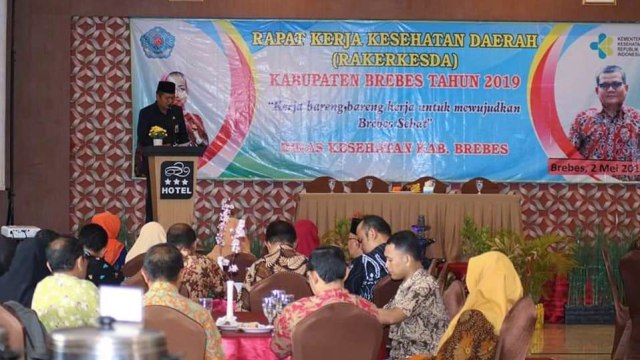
left=0, top=229, right=59, bottom=307
left=411, top=251, right=523, bottom=360
left=92, top=211, right=127, bottom=270
left=126, top=222, right=166, bottom=263
left=294, top=219, right=320, bottom=258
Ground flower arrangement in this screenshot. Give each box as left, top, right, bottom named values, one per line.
left=148, top=126, right=168, bottom=139
left=214, top=199, right=243, bottom=274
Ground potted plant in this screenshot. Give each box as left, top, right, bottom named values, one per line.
left=461, top=217, right=576, bottom=328
left=149, top=126, right=168, bottom=145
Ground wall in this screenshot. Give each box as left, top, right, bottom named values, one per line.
left=11, top=0, right=640, bottom=239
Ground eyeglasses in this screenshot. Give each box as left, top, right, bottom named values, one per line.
left=598, top=81, right=624, bottom=90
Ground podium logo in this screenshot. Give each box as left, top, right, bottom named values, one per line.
left=590, top=33, right=613, bottom=59
left=160, top=161, right=194, bottom=200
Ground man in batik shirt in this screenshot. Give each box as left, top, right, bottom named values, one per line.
left=271, top=246, right=378, bottom=358
left=167, top=223, right=225, bottom=300
left=237, top=220, right=308, bottom=311
left=569, top=65, right=640, bottom=180
left=345, top=215, right=390, bottom=301
left=32, top=237, right=99, bottom=332
left=377, top=231, right=448, bottom=359
left=142, top=244, right=225, bottom=360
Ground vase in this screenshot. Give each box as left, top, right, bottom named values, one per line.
left=153, top=138, right=163, bottom=146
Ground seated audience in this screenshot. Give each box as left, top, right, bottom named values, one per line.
left=345, top=215, right=390, bottom=301
left=125, top=221, right=166, bottom=264
left=79, top=223, right=124, bottom=286
left=271, top=246, right=378, bottom=358
left=294, top=219, right=320, bottom=257
left=167, top=223, right=224, bottom=300
left=142, top=244, right=225, bottom=360
left=377, top=231, right=449, bottom=358
left=345, top=217, right=363, bottom=274
left=237, top=220, right=309, bottom=311
left=32, top=236, right=99, bottom=332
left=0, top=229, right=58, bottom=307
left=411, top=251, right=523, bottom=360
left=92, top=211, right=127, bottom=270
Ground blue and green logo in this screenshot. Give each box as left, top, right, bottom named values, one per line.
left=590, top=33, right=613, bottom=59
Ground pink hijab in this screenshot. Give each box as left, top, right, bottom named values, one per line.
left=295, top=220, right=320, bottom=257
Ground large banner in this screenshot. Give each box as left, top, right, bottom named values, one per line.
left=131, top=19, right=640, bottom=182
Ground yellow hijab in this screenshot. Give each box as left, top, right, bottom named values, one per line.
left=125, top=222, right=166, bottom=263
left=437, top=251, right=523, bottom=349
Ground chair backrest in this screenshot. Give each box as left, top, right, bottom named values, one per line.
left=225, top=252, right=257, bottom=283
left=443, top=280, right=466, bottom=319
left=350, top=176, right=389, bottom=193
left=620, top=250, right=640, bottom=359
left=460, top=177, right=501, bottom=194
left=404, top=176, right=447, bottom=193
left=122, top=253, right=146, bottom=278
left=144, top=305, right=206, bottom=360
left=122, top=270, right=149, bottom=292
left=292, top=303, right=382, bottom=360
left=372, top=275, right=402, bottom=308
left=249, top=272, right=312, bottom=312
left=494, top=296, right=536, bottom=360
left=0, top=305, right=24, bottom=360
left=304, top=176, right=345, bottom=193
left=437, top=262, right=449, bottom=295
left=602, top=248, right=623, bottom=312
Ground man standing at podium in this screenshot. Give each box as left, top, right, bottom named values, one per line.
left=137, top=80, right=190, bottom=222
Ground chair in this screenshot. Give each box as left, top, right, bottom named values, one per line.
left=602, top=248, right=630, bottom=359
left=292, top=303, right=383, bottom=360
left=304, top=176, right=345, bottom=193
left=122, top=271, right=149, bottom=292
left=404, top=176, right=447, bottom=193
left=0, top=305, right=24, bottom=360
left=372, top=275, right=402, bottom=308
left=443, top=280, right=466, bottom=319
left=225, top=252, right=257, bottom=283
left=620, top=249, right=640, bottom=359
left=494, top=296, right=536, bottom=360
left=349, top=176, right=389, bottom=193
left=144, top=305, right=206, bottom=360
left=372, top=275, right=402, bottom=353
left=437, top=262, right=449, bottom=295
left=460, top=177, right=501, bottom=194
left=122, top=253, right=145, bottom=278
left=248, top=272, right=313, bottom=312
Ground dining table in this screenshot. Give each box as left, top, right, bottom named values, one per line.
left=213, top=310, right=287, bottom=360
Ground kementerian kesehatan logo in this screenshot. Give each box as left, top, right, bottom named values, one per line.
left=589, top=33, right=613, bottom=59
left=140, top=26, right=175, bottom=59
left=160, top=161, right=194, bottom=200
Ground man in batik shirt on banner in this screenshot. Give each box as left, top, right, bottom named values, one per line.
left=271, top=246, right=378, bottom=358
left=377, top=231, right=448, bottom=359
left=237, top=220, right=308, bottom=311
left=569, top=64, right=640, bottom=181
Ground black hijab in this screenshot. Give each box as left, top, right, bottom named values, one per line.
left=0, top=229, right=58, bottom=307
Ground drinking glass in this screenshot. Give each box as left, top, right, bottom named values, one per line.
left=282, top=294, right=295, bottom=307
left=475, top=179, right=484, bottom=194
left=262, top=297, right=277, bottom=325
left=199, top=298, right=214, bottom=311
left=365, top=179, right=374, bottom=193
left=328, top=179, right=336, bottom=193
left=271, top=290, right=286, bottom=314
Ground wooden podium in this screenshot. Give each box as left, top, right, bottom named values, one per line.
left=142, top=146, right=205, bottom=231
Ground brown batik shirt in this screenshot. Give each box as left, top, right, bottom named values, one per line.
left=237, top=244, right=308, bottom=311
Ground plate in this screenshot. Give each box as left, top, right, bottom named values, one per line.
left=240, top=326, right=273, bottom=334
left=217, top=324, right=239, bottom=331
